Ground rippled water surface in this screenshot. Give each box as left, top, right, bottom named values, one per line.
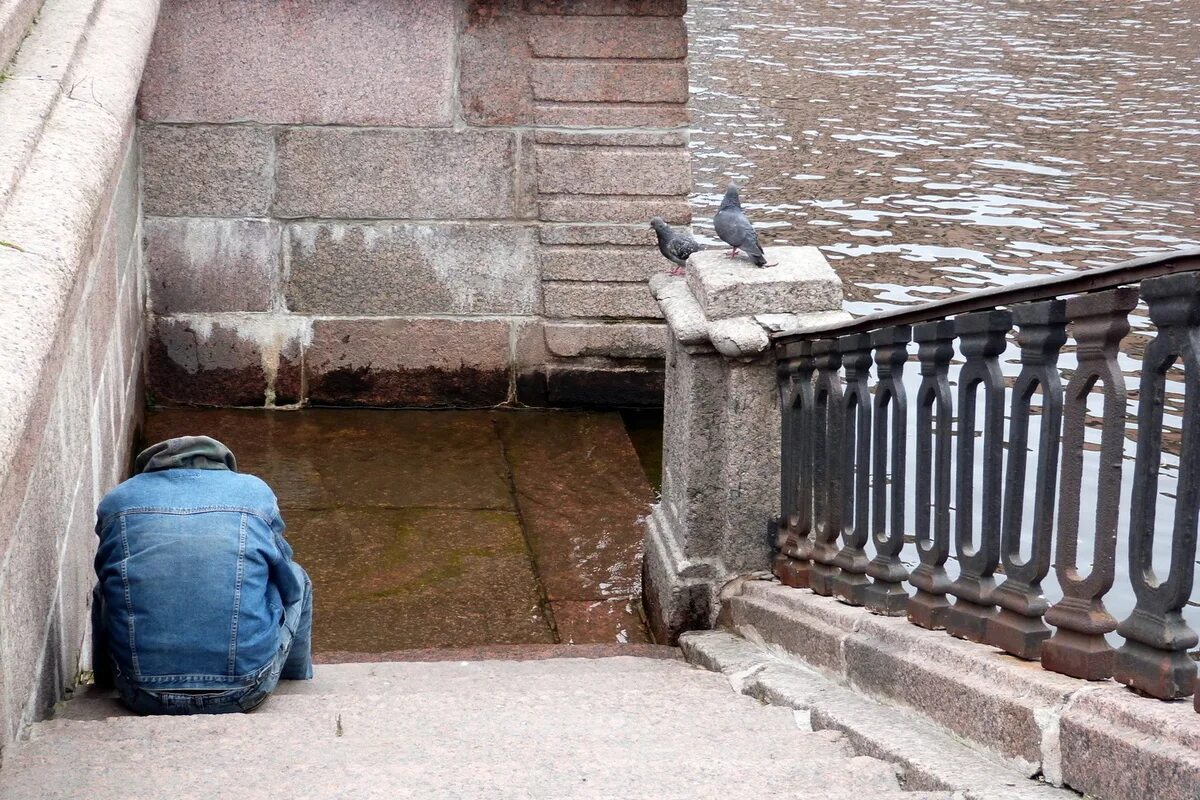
left=687, top=1, right=1200, bottom=632
left=687, top=0, right=1200, bottom=311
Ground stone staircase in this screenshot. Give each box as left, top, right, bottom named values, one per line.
left=0, top=653, right=955, bottom=800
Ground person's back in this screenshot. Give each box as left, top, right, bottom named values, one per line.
left=92, top=436, right=313, bottom=714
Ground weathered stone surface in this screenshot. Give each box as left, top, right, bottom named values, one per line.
left=517, top=132, right=539, bottom=220
left=683, top=631, right=1080, bottom=800
left=543, top=281, right=662, bottom=318
left=536, top=146, right=692, bottom=196
left=544, top=364, right=664, bottom=407
left=0, top=0, right=41, bottom=69
left=551, top=600, right=651, bottom=644
left=286, top=222, right=539, bottom=315
left=140, top=125, right=272, bottom=216
left=534, top=130, right=688, bottom=148
left=460, top=2, right=531, bottom=126
left=286, top=507, right=554, bottom=652
left=687, top=246, right=845, bottom=320
left=539, top=223, right=657, bottom=246
left=530, top=16, right=686, bottom=59
left=496, top=412, right=652, bottom=601
left=729, top=584, right=866, bottom=676
left=534, top=102, right=691, bottom=129
left=525, top=0, right=687, bottom=15
left=306, top=318, right=511, bottom=408
left=532, top=61, right=688, bottom=103
left=544, top=322, right=666, bottom=359
left=145, top=217, right=280, bottom=313
left=4, top=655, right=963, bottom=800
left=275, top=129, right=518, bottom=219
left=844, top=610, right=1081, bottom=774
left=539, top=247, right=665, bottom=281
left=513, top=319, right=549, bottom=369
left=1059, top=685, right=1200, bottom=800
left=139, top=0, right=455, bottom=125
left=539, top=196, right=691, bottom=224
left=147, top=318, right=269, bottom=407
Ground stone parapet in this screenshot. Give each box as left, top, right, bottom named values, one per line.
left=642, top=247, right=849, bottom=643
left=138, top=0, right=692, bottom=409
left=0, top=0, right=155, bottom=753
left=721, top=582, right=1200, bottom=800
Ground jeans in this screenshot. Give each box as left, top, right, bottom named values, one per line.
left=92, top=563, right=313, bottom=715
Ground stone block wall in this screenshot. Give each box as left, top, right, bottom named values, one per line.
left=0, top=0, right=157, bottom=756
left=139, top=0, right=692, bottom=409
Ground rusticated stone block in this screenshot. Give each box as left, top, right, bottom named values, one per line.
left=517, top=132, right=538, bottom=219
left=536, top=146, right=691, bottom=196
left=148, top=318, right=270, bottom=407
left=532, top=61, right=688, bottom=104
left=139, top=0, right=455, bottom=125
left=539, top=247, right=664, bottom=281
left=307, top=318, right=510, bottom=407
left=539, top=224, right=656, bottom=246
left=534, top=130, right=688, bottom=147
left=140, top=125, right=272, bottom=216
left=534, top=102, right=690, bottom=129
left=530, top=16, right=686, bottom=59
left=525, top=0, right=686, bottom=14
left=275, top=128, right=517, bottom=219
left=1059, top=685, right=1200, bottom=800
left=286, top=222, right=539, bottom=315
left=145, top=217, right=280, bottom=313
left=544, top=322, right=666, bottom=359
left=544, top=365, right=664, bottom=407
left=543, top=281, right=662, bottom=319
left=539, top=197, right=691, bottom=224
left=460, top=2, right=531, bottom=126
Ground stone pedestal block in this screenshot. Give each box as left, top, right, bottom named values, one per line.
left=642, top=246, right=846, bottom=643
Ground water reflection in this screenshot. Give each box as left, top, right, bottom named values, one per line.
left=687, top=0, right=1200, bottom=640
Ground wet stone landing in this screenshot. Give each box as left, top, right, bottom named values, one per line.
left=141, top=409, right=657, bottom=654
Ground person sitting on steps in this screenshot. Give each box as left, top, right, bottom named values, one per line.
left=91, top=435, right=313, bottom=714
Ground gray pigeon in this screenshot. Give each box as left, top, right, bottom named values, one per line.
left=650, top=217, right=704, bottom=276
left=713, top=184, right=769, bottom=267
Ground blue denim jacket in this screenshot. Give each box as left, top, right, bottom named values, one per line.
left=94, top=437, right=304, bottom=691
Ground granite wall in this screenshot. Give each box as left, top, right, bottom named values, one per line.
left=139, top=0, right=692, bottom=409
left=0, top=0, right=156, bottom=757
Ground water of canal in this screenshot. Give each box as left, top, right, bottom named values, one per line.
left=686, top=0, right=1200, bottom=635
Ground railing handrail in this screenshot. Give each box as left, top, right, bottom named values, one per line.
left=773, top=247, right=1200, bottom=354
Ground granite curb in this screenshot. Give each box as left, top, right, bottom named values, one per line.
left=680, top=629, right=1079, bottom=800
left=714, top=581, right=1200, bottom=800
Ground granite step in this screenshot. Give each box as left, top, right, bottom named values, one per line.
left=1, top=655, right=956, bottom=800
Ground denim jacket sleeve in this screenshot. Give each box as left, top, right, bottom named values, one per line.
left=268, top=508, right=303, bottom=607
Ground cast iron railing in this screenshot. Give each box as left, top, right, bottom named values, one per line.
left=771, top=247, right=1200, bottom=712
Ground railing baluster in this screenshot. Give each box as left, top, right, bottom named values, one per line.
left=1041, top=288, right=1138, bottom=680
left=985, top=300, right=1067, bottom=659
left=774, top=344, right=816, bottom=588
left=831, top=334, right=874, bottom=606
left=1114, top=273, right=1200, bottom=700
left=863, top=325, right=912, bottom=615
left=946, top=310, right=1012, bottom=642
left=809, top=338, right=845, bottom=597
left=909, top=321, right=956, bottom=629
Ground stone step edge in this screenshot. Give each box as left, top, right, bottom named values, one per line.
left=312, top=642, right=680, bottom=664
left=679, top=630, right=1079, bottom=800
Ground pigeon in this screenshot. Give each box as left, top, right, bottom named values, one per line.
left=650, top=217, right=704, bottom=277
left=713, top=183, right=770, bottom=267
